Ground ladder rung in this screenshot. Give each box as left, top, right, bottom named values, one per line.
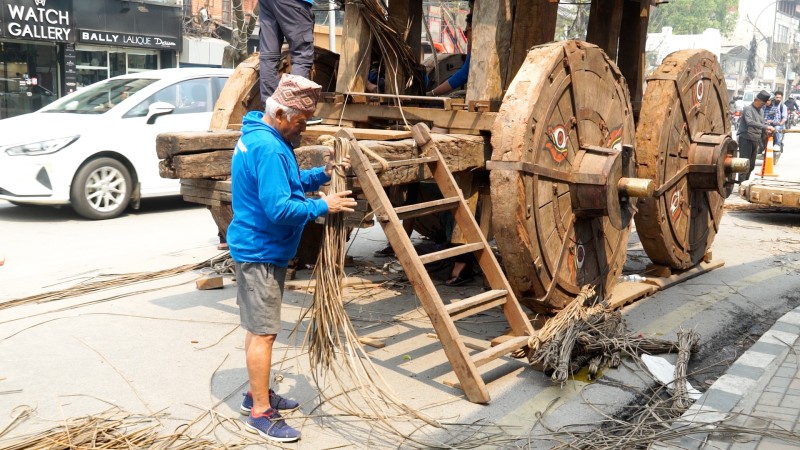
left=385, top=156, right=439, bottom=168
left=392, top=196, right=461, bottom=221
left=446, top=289, right=508, bottom=321
left=471, top=335, right=530, bottom=368
left=418, top=242, right=484, bottom=265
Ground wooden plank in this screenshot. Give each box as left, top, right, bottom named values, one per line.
left=606, top=281, right=658, bottom=309
left=182, top=194, right=222, bottom=207
left=386, top=196, right=461, bottom=222
left=302, top=125, right=412, bottom=141
left=418, top=242, right=484, bottom=266
left=467, top=0, right=513, bottom=103
left=470, top=336, right=529, bottom=368
left=617, top=0, right=650, bottom=113
left=505, top=0, right=558, bottom=87
left=172, top=150, right=233, bottom=179
left=181, top=179, right=232, bottom=192
left=158, top=160, right=178, bottom=179
left=156, top=130, right=241, bottom=159
left=336, top=2, right=371, bottom=93
left=642, top=260, right=725, bottom=290
left=180, top=184, right=232, bottom=203
left=315, top=102, right=496, bottom=131
left=586, top=0, right=624, bottom=59
left=446, top=289, right=508, bottom=322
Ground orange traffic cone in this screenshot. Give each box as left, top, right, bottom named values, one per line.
left=760, top=136, right=779, bottom=178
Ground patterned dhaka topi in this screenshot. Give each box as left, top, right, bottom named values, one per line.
left=270, top=73, right=321, bottom=114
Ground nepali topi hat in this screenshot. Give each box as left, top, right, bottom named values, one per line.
left=270, top=73, right=321, bottom=114
left=756, top=90, right=771, bottom=102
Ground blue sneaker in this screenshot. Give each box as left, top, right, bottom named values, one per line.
left=244, top=408, right=301, bottom=442
left=240, top=389, right=300, bottom=414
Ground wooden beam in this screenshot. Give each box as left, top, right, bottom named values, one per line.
left=467, top=0, right=513, bottom=103
left=586, top=0, right=624, bottom=59
left=505, top=0, right=558, bottom=87
left=315, top=102, right=496, bottom=131
left=336, top=1, right=371, bottom=93
left=386, top=0, right=423, bottom=95
left=156, top=130, right=241, bottom=159
left=617, top=0, right=650, bottom=114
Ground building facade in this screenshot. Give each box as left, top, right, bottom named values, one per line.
left=1, top=0, right=182, bottom=119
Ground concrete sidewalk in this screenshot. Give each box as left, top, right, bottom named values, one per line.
left=659, top=306, right=800, bottom=449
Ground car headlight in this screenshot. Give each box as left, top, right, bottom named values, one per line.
left=3, top=136, right=80, bottom=156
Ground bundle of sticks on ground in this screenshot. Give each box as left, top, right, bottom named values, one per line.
left=527, top=285, right=698, bottom=389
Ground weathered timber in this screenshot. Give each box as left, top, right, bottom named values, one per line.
left=171, top=151, right=233, bottom=179
left=467, top=0, right=513, bottom=104
left=158, top=160, right=178, bottom=179
left=506, top=0, right=558, bottom=87
left=300, top=125, right=412, bottom=146
left=586, top=0, right=624, bottom=59
left=315, top=102, right=496, bottom=131
left=336, top=2, right=371, bottom=93
left=181, top=181, right=232, bottom=203
left=156, top=130, right=242, bottom=159
left=348, top=134, right=485, bottom=189
left=617, top=0, right=650, bottom=112
left=210, top=55, right=260, bottom=131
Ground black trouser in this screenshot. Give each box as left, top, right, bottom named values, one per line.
left=737, top=136, right=759, bottom=182
left=258, top=0, right=314, bottom=100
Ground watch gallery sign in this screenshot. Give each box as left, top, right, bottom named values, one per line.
left=2, top=0, right=73, bottom=42
left=79, top=30, right=178, bottom=50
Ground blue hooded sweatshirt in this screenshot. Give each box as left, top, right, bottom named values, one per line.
left=227, top=111, right=330, bottom=266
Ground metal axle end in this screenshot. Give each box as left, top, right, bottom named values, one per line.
left=618, top=177, right=655, bottom=198
left=725, top=157, right=750, bottom=174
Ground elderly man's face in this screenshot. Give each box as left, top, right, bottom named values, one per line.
left=275, top=109, right=313, bottom=142
left=754, top=98, right=765, bottom=109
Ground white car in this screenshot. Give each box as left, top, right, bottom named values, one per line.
left=0, top=67, right=232, bottom=219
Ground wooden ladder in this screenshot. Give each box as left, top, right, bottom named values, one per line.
left=344, top=124, right=536, bottom=404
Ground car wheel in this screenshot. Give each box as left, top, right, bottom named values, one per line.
left=70, top=157, right=132, bottom=220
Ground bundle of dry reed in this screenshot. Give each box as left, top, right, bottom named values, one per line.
left=348, top=0, right=424, bottom=95
left=0, top=253, right=231, bottom=311
left=528, top=285, right=696, bottom=384
left=305, top=137, right=440, bottom=445
left=0, top=407, right=244, bottom=450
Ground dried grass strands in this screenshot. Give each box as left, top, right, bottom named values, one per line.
left=350, top=0, right=423, bottom=96
left=0, top=407, right=245, bottom=450
left=305, top=138, right=440, bottom=443
left=671, top=328, right=698, bottom=412
left=1, top=253, right=230, bottom=311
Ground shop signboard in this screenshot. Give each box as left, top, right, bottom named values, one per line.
left=78, top=30, right=179, bottom=50
left=1, top=0, right=73, bottom=43
left=63, top=42, right=76, bottom=94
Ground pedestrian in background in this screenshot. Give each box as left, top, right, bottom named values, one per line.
left=737, top=90, right=774, bottom=183
left=227, top=74, right=357, bottom=442
left=258, top=0, right=314, bottom=100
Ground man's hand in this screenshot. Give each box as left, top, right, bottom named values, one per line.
left=319, top=190, right=357, bottom=214
left=324, top=147, right=352, bottom=178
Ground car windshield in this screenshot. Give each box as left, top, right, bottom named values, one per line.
left=743, top=92, right=755, bottom=102
left=42, top=78, right=157, bottom=114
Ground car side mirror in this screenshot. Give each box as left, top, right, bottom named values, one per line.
left=146, top=101, right=175, bottom=124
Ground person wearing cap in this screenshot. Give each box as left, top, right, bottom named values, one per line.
left=258, top=0, right=314, bottom=100
left=227, top=74, right=357, bottom=443
left=737, top=90, right=774, bottom=183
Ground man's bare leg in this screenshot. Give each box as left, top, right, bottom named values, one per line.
left=245, top=332, right=276, bottom=413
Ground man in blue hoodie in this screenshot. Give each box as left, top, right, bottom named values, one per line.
left=228, top=74, right=357, bottom=442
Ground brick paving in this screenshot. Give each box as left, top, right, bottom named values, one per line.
left=657, top=306, right=800, bottom=449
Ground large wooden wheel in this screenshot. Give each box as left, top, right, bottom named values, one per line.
left=490, top=41, right=643, bottom=312
left=634, top=49, right=742, bottom=269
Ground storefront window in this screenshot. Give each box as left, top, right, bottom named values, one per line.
left=0, top=41, right=59, bottom=119
left=76, top=50, right=110, bottom=88
left=128, top=53, right=159, bottom=72
left=110, top=52, right=127, bottom=78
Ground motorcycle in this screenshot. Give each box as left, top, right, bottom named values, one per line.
left=787, top=109, right=798, bottom=130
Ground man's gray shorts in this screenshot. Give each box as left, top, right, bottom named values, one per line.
left=235, top=262, right=287, bottom=335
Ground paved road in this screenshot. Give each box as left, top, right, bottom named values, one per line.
left=0, top=139, right=798, bottom=448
